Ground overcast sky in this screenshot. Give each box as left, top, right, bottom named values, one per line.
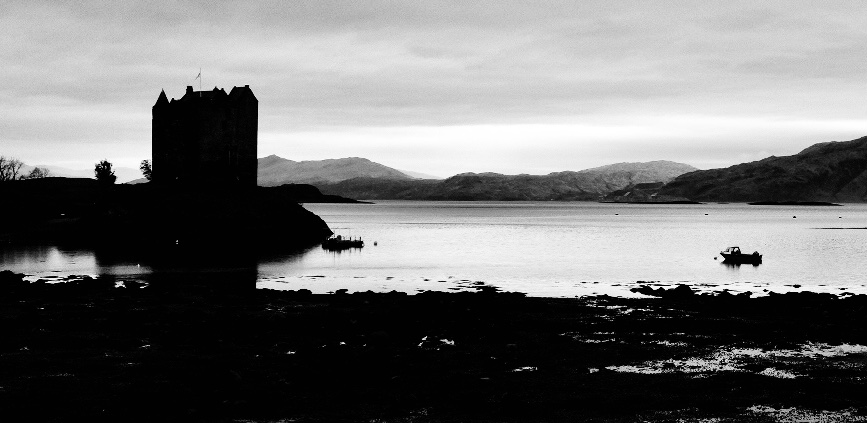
left=3, top=1, right=867, bottom=177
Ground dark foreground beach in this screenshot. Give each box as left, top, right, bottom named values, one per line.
left=1, top=270, right=866, bottom=422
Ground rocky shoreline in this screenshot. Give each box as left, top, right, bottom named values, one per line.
left=1, top=270, right=866, bottom=422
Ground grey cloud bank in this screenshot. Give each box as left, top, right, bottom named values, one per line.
left=2, top=1, right=867, bottom=176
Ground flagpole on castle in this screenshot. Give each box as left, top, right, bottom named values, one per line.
left=196, top=68, right=202, bottom=97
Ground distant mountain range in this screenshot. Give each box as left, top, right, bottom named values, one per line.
left=658, top=136, right=867, bottom=202
left=311, top=161, right=698, bottom=201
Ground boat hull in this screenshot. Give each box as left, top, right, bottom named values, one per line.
left=720, top=253, right=762, bottom=264
left=322, top=240, right=364, bottom=251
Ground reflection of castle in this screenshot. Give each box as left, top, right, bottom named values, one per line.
left=152, top=85, right=257, bottom=187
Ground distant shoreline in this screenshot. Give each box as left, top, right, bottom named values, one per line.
left=748, top=201, right=842, bottom=206
left=599, top=200, right=702, bottom=204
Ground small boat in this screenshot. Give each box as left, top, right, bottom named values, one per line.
left=720, top=246, right=762, bottom=264
left=322, top=235, right=364, bottom=251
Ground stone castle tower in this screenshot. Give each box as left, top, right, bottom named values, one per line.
left=152, top=85, right=258, bottom=187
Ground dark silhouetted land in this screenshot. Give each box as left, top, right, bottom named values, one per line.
left=1, top=270, right=865, bottom=422
left=0, top=178, right=332, bottom=249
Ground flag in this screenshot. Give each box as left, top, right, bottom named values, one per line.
left=195, top=71, right=201, bottom=80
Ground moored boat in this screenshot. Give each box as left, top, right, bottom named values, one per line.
left=322, top=235, right=364, bottom=251
left=720, top=246, right=762, bottom=264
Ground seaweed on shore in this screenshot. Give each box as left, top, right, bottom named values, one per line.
left=1, top=271, right=866, bottom=422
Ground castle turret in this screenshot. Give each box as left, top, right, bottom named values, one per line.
left=154, top=90, right=169, bottom=108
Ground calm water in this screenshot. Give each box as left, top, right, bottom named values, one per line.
left=3, top=201, right=867, bottom=297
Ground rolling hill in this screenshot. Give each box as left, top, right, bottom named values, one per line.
left=257, top=155, right=415, bottom=186
left=657, top=136, right=867, bottom=202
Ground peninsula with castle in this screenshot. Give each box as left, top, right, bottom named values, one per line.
left=0, top=85, right=333, bottom=250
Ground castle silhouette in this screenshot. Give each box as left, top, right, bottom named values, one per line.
left=152, top=85, right=257, bottom=187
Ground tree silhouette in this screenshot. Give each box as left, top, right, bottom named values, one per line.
left=94, top=160, right=116, bottom=185
left=140, top=159, right=152, bottom=181
left=0, top=156, right=24, bottom=181
left=26, top=167, right=50, bottom=179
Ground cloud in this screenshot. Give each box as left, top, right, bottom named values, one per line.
left=2, top=1, right=867, bottom=172
left=260, top=116, right=867, bottom=177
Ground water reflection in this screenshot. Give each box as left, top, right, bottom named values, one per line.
left=0, top=246, right=98, bottom=276
left=321, top=247, right=364, bottom=255
left=721, top=262, right=761, bottom=270
left=1, top=244, right=320, bottom=292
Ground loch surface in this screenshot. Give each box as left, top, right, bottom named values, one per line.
left=3, top=201, right=867, bottom=297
